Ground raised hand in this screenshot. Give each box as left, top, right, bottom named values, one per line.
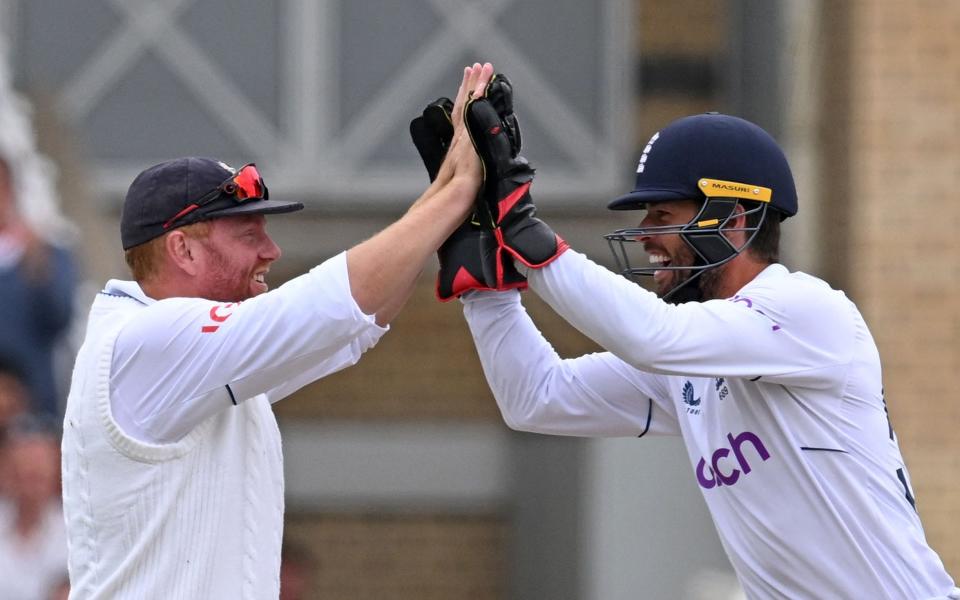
left=409, top=65, right=526, bottom=301
left=464, top=74, right=568, bottom=285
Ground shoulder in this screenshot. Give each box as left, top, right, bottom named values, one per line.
left=136, top=295, right=231, bottom=330
left=113, top=294, right=231, bottom=351
left=733, top=265, right=857, bottom=336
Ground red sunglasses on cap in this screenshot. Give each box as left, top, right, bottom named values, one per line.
left=163, top=163, right=268, bottom=230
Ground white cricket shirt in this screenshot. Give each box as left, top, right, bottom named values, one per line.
left=62, top=252, right=387, bottom=599
left=463, top=250, right=957, bottom=600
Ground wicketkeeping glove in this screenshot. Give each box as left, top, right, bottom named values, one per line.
left=465, top=74, right=569, bottom=286
left=435, top=219, right=526, bottom=301
left=409, top=96, right=526, bottom=301
left=409, top=97, right=454, bottom=182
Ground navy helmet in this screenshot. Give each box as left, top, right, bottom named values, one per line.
left=604, top=113, right=797, bottom=301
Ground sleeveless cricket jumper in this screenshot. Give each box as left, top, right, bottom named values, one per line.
left=463, top=250, right=958, bottom=600
left=62, top=252, right=386, bottom=599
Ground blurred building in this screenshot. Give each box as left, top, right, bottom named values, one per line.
left=3, top=0, right=958, bottom=598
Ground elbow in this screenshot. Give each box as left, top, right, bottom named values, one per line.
left=497, top=406, right=526, bottom=432
left=496, top=400, right=539, bottom=433
left=492, top=368, right=573, bottom=434
left=494, top=387, right=561, bottom=434
left=607, top=340, right=656, bottom=371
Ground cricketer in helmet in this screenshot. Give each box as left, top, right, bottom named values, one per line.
left=604, top=112, right=798, bottom=303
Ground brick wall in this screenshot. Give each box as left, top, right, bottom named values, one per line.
left=843, top=0, right=960, bottom=575
left=283, top=514, right=507, bottom=600
left=634, top=0, right=727, bottom=150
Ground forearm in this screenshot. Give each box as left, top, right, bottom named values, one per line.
left=463, top=290, right=663, bottom=436
left=463, top=290, right=557, bottom=431
left=347, top=175, right=476, bottom=325
left=418, top=151, right=456, bottom=204
left=523, top=251, right=667, bottom=367
left=525, top=251, right=847, bottom=381
left=348, top=62, right=489, bottom=323
left=373, top=272, right=419, bottom=326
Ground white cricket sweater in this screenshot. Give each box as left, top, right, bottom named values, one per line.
left=62, top=252, right=386, bottom=599
left=463, top=250, right=958, bottom=600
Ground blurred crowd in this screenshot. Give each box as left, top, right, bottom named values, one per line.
left=0, top=85, right=77, bottom=597
left=0, top=48, right=77, bottom=597
left=0, top=377, right=69, bottom=600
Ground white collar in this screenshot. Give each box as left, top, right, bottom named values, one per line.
left=101, top=279, right=156, bottom=306
left=729, top=263, right=788, bottom=297
left=751, top=262, right=788, bottom=283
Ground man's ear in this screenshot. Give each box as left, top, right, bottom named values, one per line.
left=731, top=202, right=751, bottom=225
left=165, top=230, right=201, bottom=276
left=721, top=203, right=750, bottom=245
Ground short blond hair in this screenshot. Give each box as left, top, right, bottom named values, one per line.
left=124, top=221, right=211, bottom=282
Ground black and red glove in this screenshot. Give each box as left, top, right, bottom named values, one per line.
left=434, top=219, right=525, bottom=301
left=409, top=96, right=526, bottom=301
left=409, top=97, right=454, bottom=181
left=465, top=74, right=569, bottom=287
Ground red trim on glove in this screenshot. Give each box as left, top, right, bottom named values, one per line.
left=453, top=266, right=484, bottom=293
left=496, top=181, right=532, bottom=225
left=502, top=234, right=571, bottom=269
left=494, top=229, right=508, bottom=286
left=436, top=267, right=485, bottom=302
left=434, top=265, right=528, bottom=302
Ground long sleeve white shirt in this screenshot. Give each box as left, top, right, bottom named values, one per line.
left=463, top=250, right=957, bottom=600
left=62, top=252, right=386, bottom=599
left=107, top=252, right=386, bottom=444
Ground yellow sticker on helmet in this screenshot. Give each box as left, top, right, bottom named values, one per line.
left=698, top=178, right=771, bottom=202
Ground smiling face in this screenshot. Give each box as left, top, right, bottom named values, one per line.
left=193, top=214, right=282, bottom=302
left=636, top=199, right=702, bottom=298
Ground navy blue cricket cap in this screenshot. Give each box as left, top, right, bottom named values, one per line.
left=608, top=113, right=798, bottom=220
left=120, top=157, right=304, bottom=250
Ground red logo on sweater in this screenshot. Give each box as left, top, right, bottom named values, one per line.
left=201, top=303, right=236, bottom=333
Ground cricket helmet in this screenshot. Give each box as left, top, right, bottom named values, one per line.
left=604, top=113, right=797, bottom=301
